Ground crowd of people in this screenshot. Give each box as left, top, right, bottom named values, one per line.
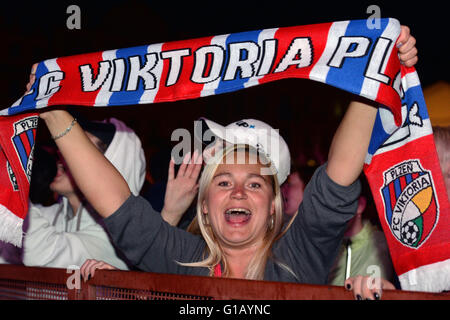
left=0, top=24, right=445, bottom=301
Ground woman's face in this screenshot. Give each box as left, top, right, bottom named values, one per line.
left=202, top=156, right=275, bottom=250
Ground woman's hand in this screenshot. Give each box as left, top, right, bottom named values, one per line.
left=398, top=25, right=418, bottom=67
left=25, top=64, right=86, bottom=163
left=81, top=259, right=118, bottom=281
left=345, top=275, right=395, bottom=300
left=161, top=151, right=202, bottom=226
left=24, top=62, right=60, bottom=122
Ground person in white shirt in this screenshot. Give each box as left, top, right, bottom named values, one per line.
left=22, top=116, right=146, bottom=270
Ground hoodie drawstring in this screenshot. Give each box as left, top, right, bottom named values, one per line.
left=344, top=239, right=352, bottom=282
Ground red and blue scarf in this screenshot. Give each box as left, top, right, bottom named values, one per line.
left=0, top=18, right=448, bottom=292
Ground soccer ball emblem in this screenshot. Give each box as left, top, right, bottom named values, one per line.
left=401, top=220, right=419, bottom=246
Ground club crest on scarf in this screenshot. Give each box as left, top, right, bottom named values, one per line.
left=11, top=116, right=38, bottom=182
left=381, top=159, right=439, bottom=249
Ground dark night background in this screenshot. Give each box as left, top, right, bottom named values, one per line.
left=0, top=2, right=447, bottom=308
left=1, top=0, right=448, bottom=187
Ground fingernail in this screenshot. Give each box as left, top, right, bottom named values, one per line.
left=396, top=42, right=403, bottom=48
left=356, top=295, right=362, bottom=300
left=374, top=293, right=380, bottom=300
left=193, top=150, right=199, bottom=163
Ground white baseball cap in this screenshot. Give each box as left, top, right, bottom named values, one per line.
left=196, top=118, right=291, bottom=184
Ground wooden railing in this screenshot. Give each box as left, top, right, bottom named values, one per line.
left=0, top=264, right=449, bottom=300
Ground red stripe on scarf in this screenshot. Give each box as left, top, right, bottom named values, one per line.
left=154, top=35, right=215, bottom=103
left=259, top=22, right=332, bottom=85
left=214, top=264, right=222, bottom=277
left=48, top=52, right=105, bottom=107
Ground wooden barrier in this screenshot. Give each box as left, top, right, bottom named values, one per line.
left=0, top=264, right=449, bottom=300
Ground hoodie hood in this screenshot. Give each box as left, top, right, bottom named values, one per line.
left=103, top=118, right=146, bottom=196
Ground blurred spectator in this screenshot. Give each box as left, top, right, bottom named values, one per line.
left=0, top=144, right=57, bottom=265
left=22, top=116, right=146, bottom=270
left=281, top=162, right=317, bottom=217
left=281, top=159, right=396, bottom=288
left=28, top=144, right=58, bottom=206
left=143, top=145, right=172, bottom=213
left=328, top=193, right=395, bottom=287
left=433, top=126, right=450, bottom=199
left=281, top=170, right=305, bottom=217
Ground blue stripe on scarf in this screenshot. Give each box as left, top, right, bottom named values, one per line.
left=108, top=45, right=150, bottom=106
left=325, top=19, right=389, bottom=96
left=405, top=173, right=413, bottom=184
left=404, top=85, right=429, bottom=121
left=215, top=30, right=262, bottom=95
left=12, top=136, right=28, bottom=169
left=382, top=186, right=393, bottom=224
left=367, top=111, right=391, bottom=156
left=394, top=177, right=402, bottom=198
left=26, top=129, right=34, bottom=148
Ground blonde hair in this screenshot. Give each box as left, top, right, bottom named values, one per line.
left=181, top=144, right=295, bottom=280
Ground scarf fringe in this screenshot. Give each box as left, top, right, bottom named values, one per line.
left=0, top=204, right=23, bottom=247
left=399, top=259, right=450, bottom=293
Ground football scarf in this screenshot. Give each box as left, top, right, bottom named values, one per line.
left=0, top=18, right=448, bottom=292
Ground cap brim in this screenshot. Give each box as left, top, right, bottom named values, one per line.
left=195, top=117, right=227, bottom=147
left=80, top=121, right=116, bottom=148
left=69, top=110, right=116, bottom=148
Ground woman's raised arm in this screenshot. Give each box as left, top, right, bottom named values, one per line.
left=25, top=62, right=131, bottom=218
left=326, top=25, right=418, bottom=187
left=40, top=109, right=131, bottom=218
left=326, top=98, right=377, bottom=186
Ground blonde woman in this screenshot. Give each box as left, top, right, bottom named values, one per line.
left=36, top=26, right=417, bottom=300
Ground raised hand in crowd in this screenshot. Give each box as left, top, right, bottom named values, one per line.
left=161, top=151, right=202, bottom=226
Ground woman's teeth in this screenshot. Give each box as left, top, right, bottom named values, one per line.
left=225, top=208, right=252, bottom=224
left=225, top=208, right=251, bottom=215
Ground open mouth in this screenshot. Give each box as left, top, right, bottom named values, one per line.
left=224, top=208, right=252, bottom=225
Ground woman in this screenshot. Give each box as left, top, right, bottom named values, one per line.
left=36, top=26, right=417, bottom=299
